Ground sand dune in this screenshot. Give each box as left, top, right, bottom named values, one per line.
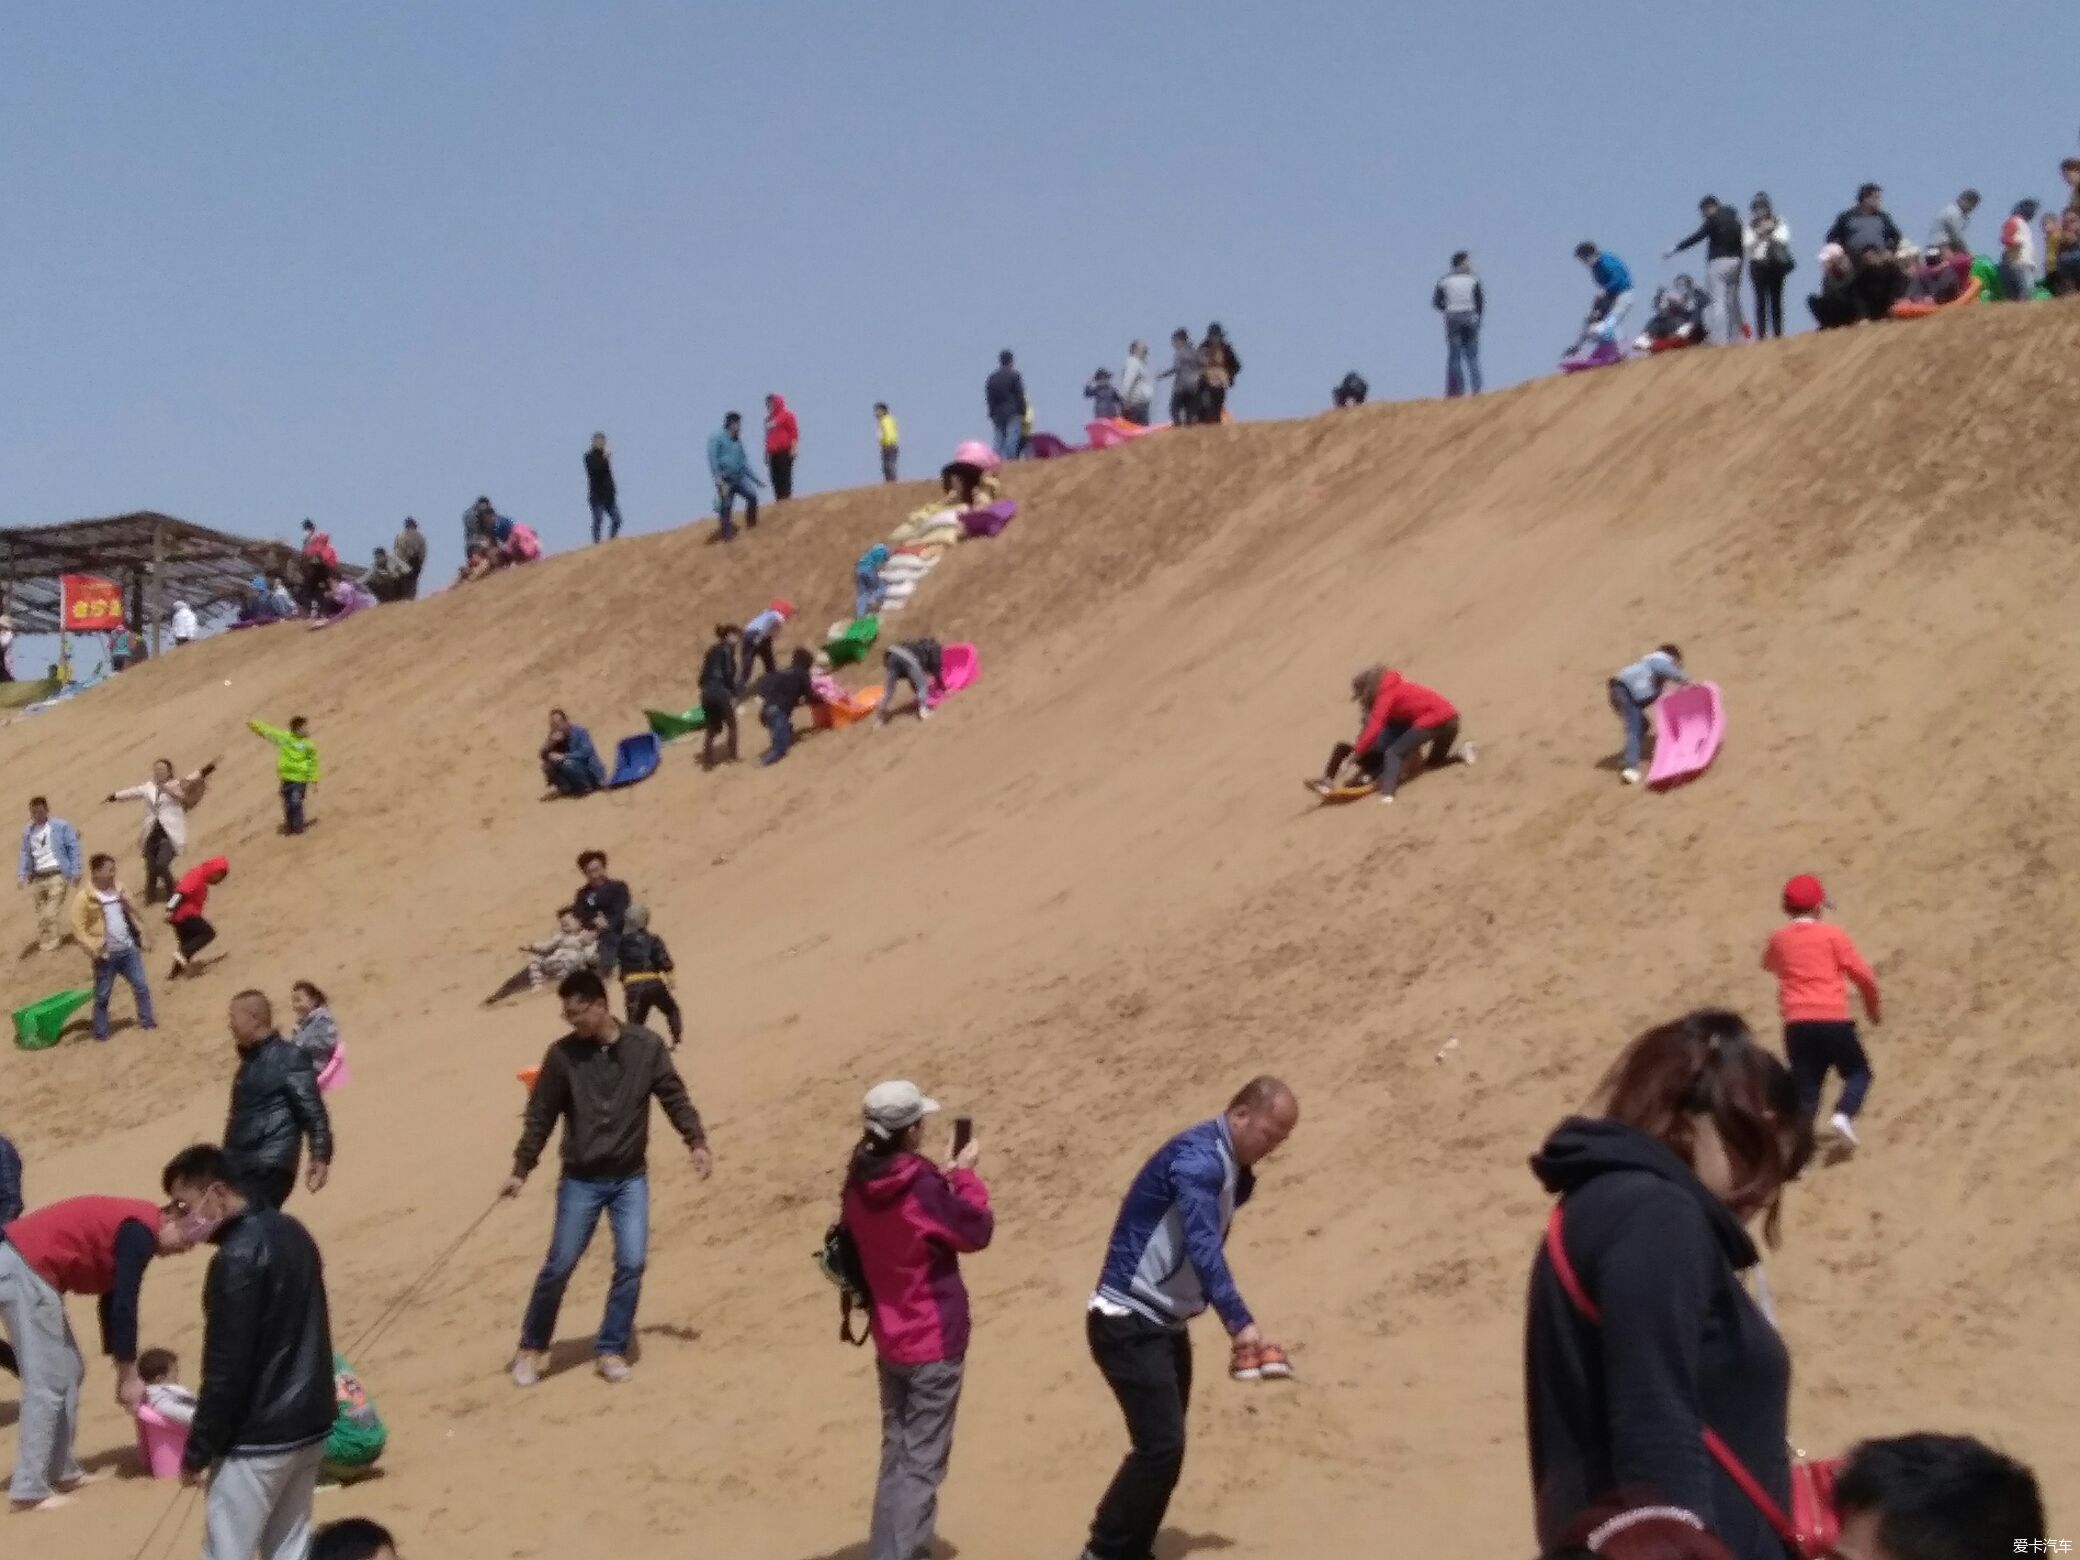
left=4, top=303, right=2076, bottom=1557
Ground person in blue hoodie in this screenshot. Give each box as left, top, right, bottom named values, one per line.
left=854, top=544, right=891, bottom=620
left=539, top=708, right=606, bottom=798
left=1076, top=1077, right=1299, bottom=1560
left=1572, top=242, right=1636, bottom=348
left=706, top=413, right=765, bottom=541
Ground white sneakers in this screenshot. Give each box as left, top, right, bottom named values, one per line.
left=1830, top=1111, right=1861, bottom=1148
left=510, top=1351, right=544, bottom=1388
left=1620, top=767, right=1643, bottom=786
left=1459, top=742, right=1479, bottom=767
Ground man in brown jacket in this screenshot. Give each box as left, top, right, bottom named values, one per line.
left=70, top=854, right=156, bottom=1041
left=501, top=970, right=711, bottom=1386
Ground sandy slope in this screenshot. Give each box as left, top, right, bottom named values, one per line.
left=3, top=304, right=2076, bottom=1558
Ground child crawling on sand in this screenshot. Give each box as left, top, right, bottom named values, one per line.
left=1315, top=666, right=1475, bottom=803
left=484, top=909, right=597, bottom=1004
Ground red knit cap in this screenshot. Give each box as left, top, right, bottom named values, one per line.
left=1781, top=874, right=1826, bottom=913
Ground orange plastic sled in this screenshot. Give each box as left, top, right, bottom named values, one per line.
left=1889, top=275, right=1984, bottom=319
left=1304, top=778, right=1378, bottom=805
left=811, top=685, right=885, bottom=730
left=518, top=1066, right=539, bottom=1090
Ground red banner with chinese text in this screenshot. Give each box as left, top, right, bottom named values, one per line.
left=61, top=574, right=124, bottom=631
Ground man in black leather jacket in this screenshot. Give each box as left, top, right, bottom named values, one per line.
left=162, top=1143, right=334, bottom=1556
left=223, top=990, right=334, bottom=1210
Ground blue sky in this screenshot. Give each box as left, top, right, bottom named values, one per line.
left=3, top=2, right=2075, bottom=595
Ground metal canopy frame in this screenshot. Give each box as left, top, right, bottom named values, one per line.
left=0, top=512, right=306, bottom=651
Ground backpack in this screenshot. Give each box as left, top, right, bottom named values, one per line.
left=817, top=1221, right=873, bottom=1347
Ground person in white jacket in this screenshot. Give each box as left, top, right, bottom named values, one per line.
left=108, top=760, right=213, bottom=904
left=169, top=600, right=199, bottom=647
left=1742, top=193, right=1794, bottom=340
left=1118, top=341, right=1154, bottom=426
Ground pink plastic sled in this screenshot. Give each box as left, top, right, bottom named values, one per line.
left=926, top=643, right=979, bottom=708
left=315, top=1042, right=350, bottom=1093
left=960, top=501, right=1018, bottom=539
left=136, top=1405, right=189, bottom=1478
left=1646, top=681, right=1725, bottom=789
left=1085, top=418, right=1161, bottom=450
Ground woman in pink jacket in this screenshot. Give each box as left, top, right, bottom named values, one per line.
left=840, top=1080, right=993, bottom=1560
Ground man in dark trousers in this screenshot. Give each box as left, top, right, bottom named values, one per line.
left=574, top=849, right=631, bottom=978
left=699, top=625, right=741, bottom=768
left=1077, top=1077, right=1299, bottom=1560
left=984, top=350, right=1026, bottom=462
left=392, top=518, right=426, bottom=599
left=502, top=970, right=712, bottom=1387
left=223, top=990, right=333, bottom=1210
left=1665, top=194, right=1748, bottom=344
left=162, top=1144, right=334, bottom=1559
left=0, top=1194, right=199, bottom=1509
left=585, top=433, right=621, bottom=543
left=763, top=394, right=799, bottom=501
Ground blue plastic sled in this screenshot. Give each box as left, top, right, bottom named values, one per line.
left=607, top=733, right=662, bottom=789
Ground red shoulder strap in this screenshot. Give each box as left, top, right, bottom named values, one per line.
left=1543, top=1205, right=1799, bottom=1548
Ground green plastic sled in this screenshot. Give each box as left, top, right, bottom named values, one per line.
left=14, top=988, right=93, bottom=1050
left=645, top=707, right=707, bottom=741
left=824, top=616, right=880, bottom=668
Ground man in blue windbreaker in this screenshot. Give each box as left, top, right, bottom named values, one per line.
left=706, top=412, right=766, bottom=541
left=1076, top=1077, right=1300, bottom=1560
left=1573, top=241, right=1636, bottom=347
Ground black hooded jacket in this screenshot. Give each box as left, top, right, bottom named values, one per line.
left=182, top=1206, right=335, bottom=1471
left=1525, top=1118, right=1791, bottom=1560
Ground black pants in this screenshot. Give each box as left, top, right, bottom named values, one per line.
left=281, top=780, right=307, bottom=834
left=769, top=451, right=795, bottom=501
left=626, top=981, right=683, bottom=1045
left=144, top=825, right=177, bottom=904
left=240, top=1163, right=297, bottom=1211
left=701, top=690, right=739, bottom=764
left=1367, top=718, right=1460, bottom=798
left=1785, top=1021, right=1873, bottom=1120
left=174, top=916, right=216, bottom=961
left=1086, top=1311, right=1193, bottom=1560
left=1198, top=384, right=1227, bottom=423
left=1169, top=389, right=1197, bottom=426
left=737, top=636, right=778, bottom=695
left=1751, top=264, right=1789, bottom=338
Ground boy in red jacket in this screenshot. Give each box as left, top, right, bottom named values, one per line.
left=1764, top=873, right=1881, bottom=1148
left=165, top=855, right=229, bottom=979
left=1318, top=665, right=1477, bottom=803
left=764, top=393, right=800, bottom=502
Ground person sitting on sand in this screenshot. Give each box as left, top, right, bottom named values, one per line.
left=164, top=855, right=229, bottom=979
left=1607, top=644, right=1689, bottom=786
left=938, top=459, right=1000, bottom=513
left=1322, top=667, right=1475, bottom=804
left=288, top=980, right=340, bottom=1069
left=484, top=908, right=598, bottom=1005
left=321, top=1355, right=387, bottom=1484
left=758, top=648, right=821, bottom=767
left=1635, top=274, right=1707, bottom=349
left=1904, top=244, right=1972, bottom=305
left=238, top=575, right=285, bottom=625
left=137, top=1346, right=198, bottom=1427
left=876, top=638, right=947, bottom=727
left=540, top=709, right=607, bottom=798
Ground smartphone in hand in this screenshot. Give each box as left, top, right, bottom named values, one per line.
left=952, top=1116, right=973, bottom=1156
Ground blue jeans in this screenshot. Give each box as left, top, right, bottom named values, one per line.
left=760, top=703, right=794, bottom=764
left=1609, top=681, right=1649, bottom=768
left=991, top=418, right=1022, bottom=461
left=92, top=945, right=155, bottom=1038
left=589, top=497, right=623, bottom=543
left=716, top=475, right=759, bottom=537
left=855, top=566, right=886, bottom=620
left=519, top=1173, right=648, bottom=1357
left=280, top=780, right=307, bottom=834
left=1445, top=315, right=1482, bottom=396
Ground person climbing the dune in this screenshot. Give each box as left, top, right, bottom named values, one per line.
left=855, top=544, right=891, bottom=620
left=1607, top=644, right=1689, bottom=786
left=540, top=709, right=607, bottom=799
left=875, top=638, right=948, bottom=728
left=707, top=412, right=765, bottom=540
left=765, top=394, right=800, bottom=502
left=1764, top=874, right=1882, bottom=1151
left=736, top=599, right=794, bottom=695
left=616, top=903, right=683, bottom=1049
left=1320, top=667, right=1475, bottom=804
left=1571, top=242, right=1635, bottom=349
left=700, top=624, right=742, bottom=768
left=758, top=648, right=821, bottom=767
left=165, top=855, right=230, bottom=980
left=248, top=715, right=319, bottom=835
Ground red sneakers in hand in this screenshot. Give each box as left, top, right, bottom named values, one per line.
left=1230, top=1340, right=1294, bottom=1381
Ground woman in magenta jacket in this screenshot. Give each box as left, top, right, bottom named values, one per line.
left=841, top=1081, right=993, bottom=1560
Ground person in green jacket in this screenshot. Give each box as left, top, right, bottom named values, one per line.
left=321, top=1355, right=387, bottom=1483
left=248, top=716, right=319, bottom=835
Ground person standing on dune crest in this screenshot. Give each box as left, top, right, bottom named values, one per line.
left=765, top=394, right=800, bottom=501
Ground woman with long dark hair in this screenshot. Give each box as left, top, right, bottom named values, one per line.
left=1743, top=194, right=1794, bottom=339
left=1525, top=1010, right=1813, bottom=1560
left=840, top=1081, right=992, bottom=1560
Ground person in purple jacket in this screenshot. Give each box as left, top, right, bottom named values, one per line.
left=840, top=1081, right=992, bottom=1560
left=1076, top=1077, right=1300, bottom=1560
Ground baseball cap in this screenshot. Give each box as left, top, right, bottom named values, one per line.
left=862, top=1081, right=940, bottom=1141
left=1782, top=874, right=1827, bottom=913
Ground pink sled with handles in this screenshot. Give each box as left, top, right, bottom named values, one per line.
left=1646, top=681, right=1725, bottom=789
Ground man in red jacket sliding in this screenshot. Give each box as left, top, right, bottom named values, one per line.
left=0, top=1195, right=201, bottom=1510
left=764, top=393, right=800, bottom=502
left=1322, top=665, right=1477, bottom=803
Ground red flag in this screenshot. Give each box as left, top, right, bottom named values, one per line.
left=61, top=574, right=124, bottom=631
